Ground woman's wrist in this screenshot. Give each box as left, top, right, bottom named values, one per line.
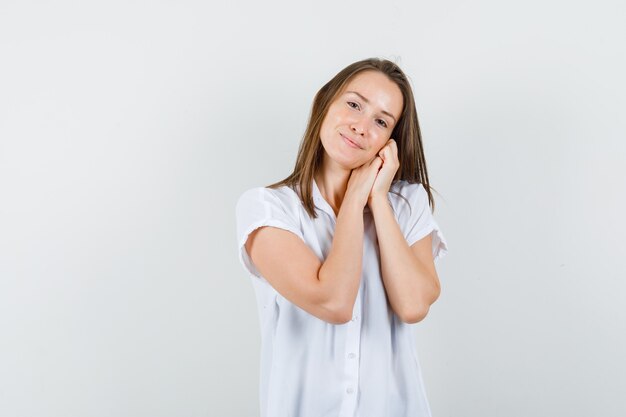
left=367, top=193, right=391, bottom=212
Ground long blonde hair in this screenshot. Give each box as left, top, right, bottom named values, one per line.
left=267, top=57, right=437, bottom=219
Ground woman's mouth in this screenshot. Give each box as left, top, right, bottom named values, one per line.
left=341, top=134, right=361, bottom=149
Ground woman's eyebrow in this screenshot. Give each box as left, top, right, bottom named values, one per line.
left=346, top=90, right=396, bottom=123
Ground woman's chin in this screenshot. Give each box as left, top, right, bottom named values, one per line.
left=325, top=148, right=370, bottom=170
left=338, top=158, right=368, bottom=170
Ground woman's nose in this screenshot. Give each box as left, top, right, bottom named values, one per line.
left=350, top=118, right=367, bottom=135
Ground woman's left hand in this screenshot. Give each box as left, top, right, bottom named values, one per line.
left=368, top=138, right=399, bottom=204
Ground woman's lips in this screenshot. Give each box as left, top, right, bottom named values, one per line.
left=341, top=134, right=361, bottom=149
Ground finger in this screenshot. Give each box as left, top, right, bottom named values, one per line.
left=388, top=141, right=398, bottom=156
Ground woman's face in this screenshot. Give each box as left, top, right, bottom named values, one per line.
left=319, top=70, right=404, bottom=170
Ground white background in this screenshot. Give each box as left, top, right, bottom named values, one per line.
left=1, top=1, right=625, bottom=416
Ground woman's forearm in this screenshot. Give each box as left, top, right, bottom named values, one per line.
left=318, top=200, right=364, bottom=322
left=369, top=195, right=439, bottom=323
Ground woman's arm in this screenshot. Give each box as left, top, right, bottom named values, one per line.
left=317, top=199, right=365, bottom=322
left=369, top=196, right=440, bottom=324
left=245, top=199, right=364, bottom=325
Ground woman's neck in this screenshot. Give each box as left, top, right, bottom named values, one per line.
left=314, top=158, right=352, bottom=215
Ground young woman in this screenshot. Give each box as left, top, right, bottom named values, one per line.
left=235, top=57, right=449, bottom=417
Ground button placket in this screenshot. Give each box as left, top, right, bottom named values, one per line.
left=338, top=289, right=362, bottom=417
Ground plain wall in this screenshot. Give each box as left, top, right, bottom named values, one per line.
left=1, top=1, right=625, bottom=416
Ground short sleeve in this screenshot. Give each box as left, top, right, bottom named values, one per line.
left=235, top=187, right=305, bottom=279
left=400, top=182, right=449, bottom=262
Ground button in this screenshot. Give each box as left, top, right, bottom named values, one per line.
left=346, top=387, right=354, bottom=394
left=348, top=353, right=356, bottom=359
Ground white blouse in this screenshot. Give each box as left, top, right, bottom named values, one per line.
left=235, top=179, right=449, bottom=417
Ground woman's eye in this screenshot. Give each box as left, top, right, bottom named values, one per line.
left=347, top=101, right=387, bottom=128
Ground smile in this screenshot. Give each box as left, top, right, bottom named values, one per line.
left=341, top=134, right=361, bottom=149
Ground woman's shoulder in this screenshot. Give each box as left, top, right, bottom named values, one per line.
left=238, top=182, right=297, bottom=197
left=388, top=180, right=429, bottom=215
left=236, top=183, right=302, bottom=212
left=389, top=179, right=426, bottom=198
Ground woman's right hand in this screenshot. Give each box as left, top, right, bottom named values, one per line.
left=344, top=156, right=384, bottom=209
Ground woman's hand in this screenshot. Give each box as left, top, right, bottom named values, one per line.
left=344, top=154, right=384, bottom=209
left=368, top=138, right=399, bottom=206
